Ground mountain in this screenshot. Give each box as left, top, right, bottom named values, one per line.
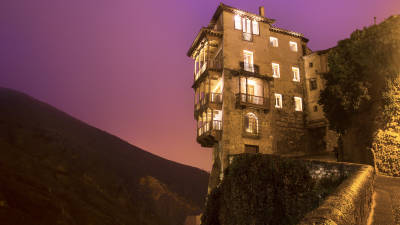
left=0, top=87, right=209, bottom=225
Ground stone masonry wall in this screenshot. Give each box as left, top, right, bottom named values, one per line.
left=372, top=129, right=400, bottom=177
left=220, top=9, right=309, bottom=164
left=299, top=162, right=375, bottom=225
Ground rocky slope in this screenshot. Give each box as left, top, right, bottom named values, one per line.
left=0, top=87, right=208, bottom=225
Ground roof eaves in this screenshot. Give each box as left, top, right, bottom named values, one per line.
left=208, top=3, right=276, bottom=28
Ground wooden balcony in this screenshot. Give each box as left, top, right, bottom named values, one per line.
left=197, top=120, right=222, bottom=147
left=194, top=54, right=223, bottom=82
left=236, top=93, right=269, bottom=111
left=194, top=92, right=222, bottom=118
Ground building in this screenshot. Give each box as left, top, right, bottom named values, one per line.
left=303, top=50, right=338, bottom=154
left=187, top=3, right=335, bottom=190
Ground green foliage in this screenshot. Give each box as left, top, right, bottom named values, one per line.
left=201, top=155, right=345, bottom=225
left=319, top=16, right=400, bottom=134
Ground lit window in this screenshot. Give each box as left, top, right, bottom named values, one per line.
left=244, top=113, right=258, bottom=134
left=270, top=37, right=278, bottom=47
left=241, top=18, right=252, bottom=33
left=289, top=41, right=298, bottom=52
left=243, top=50, right=254, bottom=72
left=272, top=63, right=280, bottom=78
left=294, top=97, right=302, bottom=111
left=234, top=15, right=242, bottom=30
left=274, top=93, right=282, bottom=108
left=246, top=18, right=251, bottom=33
left=292, top=67, right=300, bottom=82
left=252, top=20, right=259, bottom=35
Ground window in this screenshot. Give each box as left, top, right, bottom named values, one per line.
left=313, top=105, right=318, bottom=112
left=234, top=15, right=242, bottom=30
left=244, top=113, right=258, bottom=134
left=274, top=93, right=282, bottom=108
left=289, top=41, right=298, bottom=52
left=234, top=15, right=259, bottom=35
left=294, top=97, right=302, bottom=111
left=309, top=78, right=318, bottom=90
left=292, top=67, right=300, bottom=82
left=309, top=62, right=313, bottom=68
left=272, top=63, right=280, bottom=78
left=243, top=50, right=254, bottom=72
left=252, top=20, right=259, bottom=35
left=213, top=110, right=222, bottom=130
left=242, top=18, right=251, bottom=33
left=245, top=145, right=259, bottom=153
left=270, top=37, right=278, bottom=47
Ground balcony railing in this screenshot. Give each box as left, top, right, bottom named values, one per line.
left=195, top=92, right=222, bottom=110
left=194, top=55, right=223, bottom=81
left=197, top=120, right=222, bottom=137
left=242, top=32, right=253, bottom=42
left=239, top=62, right=259, bottom=74
left=236, top=93, right=269, bottom=110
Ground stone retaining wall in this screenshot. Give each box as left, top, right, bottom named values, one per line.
left=299, top=163, right=375, bottom=225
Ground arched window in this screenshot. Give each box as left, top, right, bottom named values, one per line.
left=244, top=113, right=258, bottom=134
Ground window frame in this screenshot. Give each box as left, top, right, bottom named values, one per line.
left=234, top=15, right=242, bottom=30
left=270, top=37, right=278, bottom=47
left=274, top=93, right=282, bottom=108
left=289, top=41, right=298, bottom=52
left=292, top=67, right=300, bottom=82
left=243, top=50, right=254, bottom=72
left=244, top=112, right=259, bottom=135
left=234, top=15, right=259, bottom=36
left=252, top=20, right=259, bottom=35
left=294, top=97, right=303, bottom=111
left=272, top=63, right=280, bottom=78
left=309, top=78, right=318, bottom=90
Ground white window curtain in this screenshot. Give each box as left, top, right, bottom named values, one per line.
left=246, top=18, right=251, bottom=33
left=294, top=97, right=302, bottom=111
left=252, top=21, right=259, bottom=35
left=234, top=15, right=242, bottom=30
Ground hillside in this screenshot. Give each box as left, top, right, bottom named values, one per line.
left=0, top=87, right=209, bottom=225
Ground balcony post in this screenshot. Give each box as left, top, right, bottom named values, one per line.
left=245, top=77, right=248, bottom=103
left=239, top=76, right=241, bottom=99
left=211, top=110, right=214, bottom=130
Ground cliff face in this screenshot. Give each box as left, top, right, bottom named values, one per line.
left=0, top=87, right=209, bottom=225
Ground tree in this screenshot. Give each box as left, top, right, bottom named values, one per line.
left=319, top=15, right=400, bottom=174
left=319, top=15, right=400, bottom=134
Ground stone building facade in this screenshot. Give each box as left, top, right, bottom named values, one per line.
left=187, top=3, right=335, bottom=190
left=303, top=50, right=338, bottom=153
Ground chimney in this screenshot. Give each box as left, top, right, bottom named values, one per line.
left=259, top=6, right=265, bottom=17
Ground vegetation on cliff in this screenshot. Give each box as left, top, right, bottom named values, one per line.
left=319, top=16, right=400, bottom=174
left=201, top=154, right=345, bottom=225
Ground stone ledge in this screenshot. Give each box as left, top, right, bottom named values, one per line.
left=299, top=163, right=375, bottom=225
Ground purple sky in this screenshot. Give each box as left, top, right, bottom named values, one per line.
left=1, top=0, right=399, bottom=171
